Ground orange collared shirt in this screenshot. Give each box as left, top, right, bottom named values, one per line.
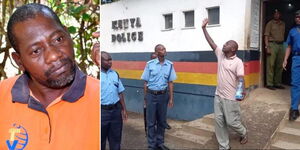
left=0, top=68, right=99, bottom=150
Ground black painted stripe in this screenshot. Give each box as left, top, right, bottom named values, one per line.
left=110, top=50, right=260, bottom=62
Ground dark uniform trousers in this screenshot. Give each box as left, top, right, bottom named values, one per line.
left=146, top=91, right=169, bottom=149
left=101, top=102, right=123, bottom=150
left=291, top=53, right=300, bottom=110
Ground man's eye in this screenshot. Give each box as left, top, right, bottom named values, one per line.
left=55, top=36, right=63, bottom=43
left=32, top=49, right=41, bottom=55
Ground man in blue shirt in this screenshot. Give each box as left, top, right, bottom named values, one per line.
left=101, top=51, right=128, bottom=150
left=283, top=10, right=300, bottom=121
left=141, top=44, right=177, bottom=150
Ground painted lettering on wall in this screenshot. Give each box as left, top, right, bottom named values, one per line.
left=111, top=17, right=143, bottom=43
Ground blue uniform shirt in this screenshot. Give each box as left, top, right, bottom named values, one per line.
left=286, top=26, right=300, bottom=52
left=101, top=69, right=125, bottom=105
left=141, top=58, right=177, bottom=90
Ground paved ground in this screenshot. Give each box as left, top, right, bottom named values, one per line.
left=121, top=86, right=290, bottom=149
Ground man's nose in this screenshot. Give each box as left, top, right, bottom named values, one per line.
left=45, top=46, right=62, bottom=64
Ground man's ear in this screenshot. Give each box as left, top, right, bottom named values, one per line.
left=231, top=47, right=236, bottom=52
left=12, top=52, right=25, bottom=71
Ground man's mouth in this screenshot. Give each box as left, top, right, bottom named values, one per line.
left=45, top=58, right=73, bottom=78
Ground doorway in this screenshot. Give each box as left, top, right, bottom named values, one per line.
left=262, top=0, right=300, bottom=86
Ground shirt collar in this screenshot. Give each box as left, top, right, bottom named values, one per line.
left=11, top=66, right=87, bottom=113
left=229, top=54, right=237, bottom=59
left=272, top=19, right=283, bottom=24
left=101, top=68, right=113, bottom=74
left=154, top=58, right=167, bottom=65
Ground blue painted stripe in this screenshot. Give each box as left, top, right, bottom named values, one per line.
left=111, top=50, right=260, bottom=62
left=121, top=78, right=215, bottom=120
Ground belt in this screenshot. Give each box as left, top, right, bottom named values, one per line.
left=269, top=41, right=283, bottom=44
left=101, top=101, right=120, bottom=110
left=293, top=51, right=300, bottom=56
left=147, top=89, right=167, bottom=95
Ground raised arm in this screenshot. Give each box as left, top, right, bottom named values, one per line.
left=202, top=18, right=217, bottom=51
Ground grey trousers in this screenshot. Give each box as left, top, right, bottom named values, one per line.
left=214, top=95, right=247, bottom=150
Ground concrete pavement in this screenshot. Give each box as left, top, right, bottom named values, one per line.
left=121, top=86, right=291, bottom=149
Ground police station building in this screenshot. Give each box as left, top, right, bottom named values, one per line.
left=100, top=0, right=300, bottom=120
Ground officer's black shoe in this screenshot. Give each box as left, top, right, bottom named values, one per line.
left=266, top=86, right=276, bottom=90
left=166, top=123, right=171, bottom=130
left=274, top=85, right=285, bottom=89
left=289, top=108, right=299, bottom=121
left=158, top=145, right=169, bottom=150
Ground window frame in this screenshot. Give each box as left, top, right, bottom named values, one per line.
left=162, top=13, right=174, bottom=31
left=183, top=10, right=195, bottom=28
left=206, top=6, right=220, bottom=26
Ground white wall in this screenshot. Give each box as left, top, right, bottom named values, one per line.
left=100, top=0, right=249, bottom=53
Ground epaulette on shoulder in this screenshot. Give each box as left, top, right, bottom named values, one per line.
left=111, top=69, right=120, bottom=80
left=165, top=59, right=173, bottom=65
left=147, top=59, right=156, bottom=64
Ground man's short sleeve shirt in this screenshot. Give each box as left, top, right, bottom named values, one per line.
left=141, top=58, right=176, bottom=91
left=286, top=27, right=300, bottom=52
left=215, top=47, right=244, bottom=100
left=101, top=69, right=125, bottom=105
left=264, top=20, right=285, bottom=42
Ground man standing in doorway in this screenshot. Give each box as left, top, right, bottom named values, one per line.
left=202, top=18, right=248, bottom=150
left=141, top=44, right=176, bottom=150
left=264, top=9, right=286, bottom=90
left=101, top=51, right=128, bottom=150
left=283, top=10, right=300, bottom=121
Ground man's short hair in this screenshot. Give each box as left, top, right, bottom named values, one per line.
left=228, top=40, right=238, bottom=51
left=154, top=44, right=164, bottom=51
left=7, top=3, right=64, bottom=52
left=274, top=9, right=280, bottom=14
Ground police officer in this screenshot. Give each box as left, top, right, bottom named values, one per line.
left=283, top=10, right=300, bottom=121
left=101, top=51, right=128, bottom=150
left=141, top=44, right=177, bottom=150
left=264, top=9, right=286, bottom=90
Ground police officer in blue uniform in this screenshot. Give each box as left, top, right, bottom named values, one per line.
left=141, top=44, right=177, bottom=150
left=283, top=10, right=300, bottom=121
left=101, top=51, right=128, bottom=150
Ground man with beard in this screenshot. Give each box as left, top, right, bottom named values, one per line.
left=283, top=10, right=300, bottom=121
left=141, top=44, right=176, bottom=150
left=264, top=9, right=286, bottom=90
left=202, top=18, right=247, bottom=150
left=0, top=3, right=99, bottom=150
left=101, top=51, right=128, bottom=150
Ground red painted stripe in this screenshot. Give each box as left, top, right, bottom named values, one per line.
left=113, top=61, right=217, bottom=73
left=113, top=61, right=147, bottom=70
left=112, top=60, right=260, bottom=74
left=244, top=61, right=260, bottom=74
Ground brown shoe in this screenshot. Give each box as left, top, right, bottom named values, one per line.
left=240, top=133, right=248, bottom=144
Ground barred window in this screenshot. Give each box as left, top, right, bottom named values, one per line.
left=164, top=14, right=173, bottom=29
left=184, top=10, right=194, bottom=27
left=207, top=7, right=220, bottom=25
